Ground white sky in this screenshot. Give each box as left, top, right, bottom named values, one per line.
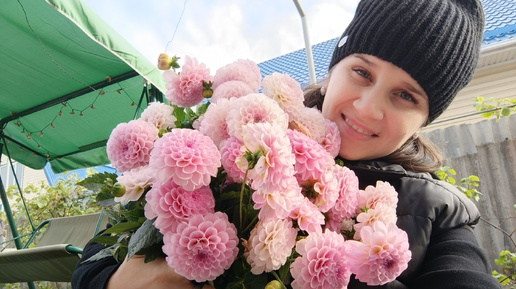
left=80, top=0, right=360, bottom=71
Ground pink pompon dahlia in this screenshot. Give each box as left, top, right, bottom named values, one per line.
left=240, top=122, right=295, bottom=190
left=358, top=181, right=398, bottom=211
left=353, top=204, right=397, bottom=240
left=290, top=230, right=351, bottom=289
left=219, top=137, right=246, bottom=183
left=198, top=98, right=232, bottom=147
left=115, top=165, right=154, bottom=204
left=144, top=178, right=215, bottom=233
left=245, top=219, right=298, bottom=274
left=320, top=119, right=341, bottom=158
left=106, top=119, right=158, bottom=173
left=212, top=59, right=262, bottom=92
left=226, top=93, right=289, bottom=140
left=287, top=129, right=334, bottom=182
left=289, top=197, right=325, bottom=234
left=163, top=56, right=212, bottom=107
left=326, top=165, right=360, bottom=232
left=288, top=106, right=327, bottom=143
left=140, top=102, right=176, bottom=131
left=210, top=80, right=254, bottom=104
left=163, top=212, right=239, bottom=282
left=149, top=128, right=221, bottom=191
left=261, top=72, right=305, bottom=116
left=347, top=222, right=411, bottom=286
left=252, top=176, right=303, bottom=221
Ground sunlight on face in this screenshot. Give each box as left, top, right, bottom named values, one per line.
left=321, top=54, right=429, bottom=160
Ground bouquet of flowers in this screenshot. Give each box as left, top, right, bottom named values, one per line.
left=80, top=53, right=411, bottom=289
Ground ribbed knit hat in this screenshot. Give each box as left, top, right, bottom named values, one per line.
left=329, top=0, right=485, bottom=124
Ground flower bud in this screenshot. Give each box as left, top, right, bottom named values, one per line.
left=264, top=280, right=283, bottom=289
left=112, top=182, right=126, bottom=197
left=202, top=81, right=213, bottom=98
left=157, top=53, right=180, bottom=70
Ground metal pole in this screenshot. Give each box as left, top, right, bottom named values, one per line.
left=0, top=142, right=22, bottom=250
left=293, top=0, right=317, bottom=84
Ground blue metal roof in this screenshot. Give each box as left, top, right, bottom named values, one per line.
left=258, top=0, right=516, bottom=87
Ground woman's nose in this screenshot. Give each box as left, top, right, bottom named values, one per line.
left=352, top=90, right=384, bottom=120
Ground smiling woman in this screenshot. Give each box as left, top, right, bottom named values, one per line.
left=321, top=54, right=429, bottom=161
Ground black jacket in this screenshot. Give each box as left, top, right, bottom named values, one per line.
left=72, top=160, right=502, bottom=289
left=345, top=160, right=502, bottom=289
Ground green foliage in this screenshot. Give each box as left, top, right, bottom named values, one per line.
left=0, top=173, right=100, bottom=289
left=76, top=173, right=163, bottom=264
left=474, top=96, right=516, bottom=121
left=492, top=250, right=516, bottom=288
left=436, top=166, right=482, bottom=202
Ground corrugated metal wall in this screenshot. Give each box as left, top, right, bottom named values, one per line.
left=423, top=114, right=516, bottom=267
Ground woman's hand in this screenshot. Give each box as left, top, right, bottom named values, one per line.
left=106, top=255, right=214, bottom=289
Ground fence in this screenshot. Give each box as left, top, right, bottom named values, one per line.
left=423, top=113, right=516, bottom=267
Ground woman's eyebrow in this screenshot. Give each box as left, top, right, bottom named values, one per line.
left=354, top=54, right=376, bottom=67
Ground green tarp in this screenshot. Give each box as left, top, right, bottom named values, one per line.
left=0, top=0, right=165, bottom=173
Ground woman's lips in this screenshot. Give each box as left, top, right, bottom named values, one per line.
left=343, top=115, right=378, bottom=137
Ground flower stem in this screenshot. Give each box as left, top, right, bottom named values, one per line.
left=239, top=169, right=249, bottom=230
left=271, top=271, right=287, bottom=289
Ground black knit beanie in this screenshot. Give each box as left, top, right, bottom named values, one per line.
left=329, top=0, right=485, bottom=124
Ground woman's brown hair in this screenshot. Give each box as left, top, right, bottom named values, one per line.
left=303, top=82, right=443, bottom=173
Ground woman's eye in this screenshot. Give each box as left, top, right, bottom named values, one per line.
left=352, top=67, right=371, bottom=80
left=399, top=91, right=418, bottom=104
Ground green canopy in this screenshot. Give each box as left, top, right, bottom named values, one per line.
left=0, top=0, right=165, bottom=174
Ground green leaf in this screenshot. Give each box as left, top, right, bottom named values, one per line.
left=172, top=105, right=186, bottom=127
left=127, top=219, right=163, bottom=259
left=502, top=107, right=511, bottom=117
left=77, top=172, right=118, bottom=191
left=103, top=221, right=142, bottom=234
left=83, top=246, right=117, bottom=263
left=90, top=235, right=119, bottom=245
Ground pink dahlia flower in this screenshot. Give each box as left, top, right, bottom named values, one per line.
left=309, top=168, right=340, bottom=213
left=106, top=119, right=158, bottom=173
left=144, top=178, right=215, bottom=233
left=198, top=98, right=231, bottom=147
left=163, top=212, right=239, bottom=282
left=211, top=80, right=254, bottom=104
left=288, top=106, right=327, bottom=143
left=149, top=128, right=221, bottom=191
left=252, top=176, right=303, bottom=221
left=245, top=219, right=298, bottom=274
left=212, top=59, right=261, bottom=92
left=226, top=93, right=289, bottom=140
left=320, top=119, right=341, bottom=158
left=353, top=204, right=397, bottom=240
left=115, top=165, right=154, bottom=204
left=326, top=165, right=360, bottom=232
left=358, top=181, right=398, bottom=211
left=347, top=222, right=411, bottom=286
left=219, top=137, right=246, bottom=183
left=291, top=230, right=351, bottom=289
left=261, top=73, right=305, bottom=115
left=287, top=129, right=334, bottom=182
left=140, top=102, right=176, bottom=131
left=289, top=197, right=325, bottom=234
left=240, top=122, right=295, bottom=190
left=163, top=56, right=212, bottom=107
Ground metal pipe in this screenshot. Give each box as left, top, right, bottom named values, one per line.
left=293, top=0, right=317, bottom=84
left=0, top=141, right=22, bottom=250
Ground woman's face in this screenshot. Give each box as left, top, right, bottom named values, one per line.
left=322, top=54, right=429, bottom=161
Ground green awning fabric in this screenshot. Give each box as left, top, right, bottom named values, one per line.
left=0, top=0, right=165, bottom=173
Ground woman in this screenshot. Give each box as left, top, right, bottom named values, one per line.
left=73, top=0, right=502, bottom=288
